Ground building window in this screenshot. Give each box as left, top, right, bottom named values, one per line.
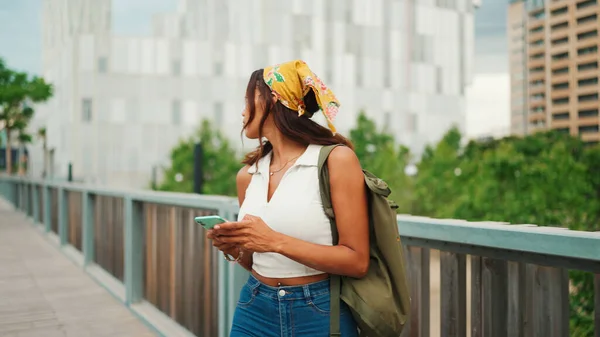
left=435, top=0, right=457, bottom=9
left=356, top=55, right=363, bottom=87
left=552, top=67, right=569, bottom=75
left=408, top=113, right=417, bottom=133
left=530, top=120, right=546, bottom=128
left=577, top=14, right=597, bottom=25
left=82, top=98, right=92, bottom=122
left=214, top=102, right=223, bottom=127
left=214, top=61, right=223, bottom=76
left=555, top=127, right=570, bottom=134
left=552, top=112, right=570, bottom=120
left=531, top=93, right=545, bottom=101
left=579, top=125, right=599, bottom=134
left=98, top=57, right=108, bottom=73
left=551, top=6, right=568, bottom=16
left=532, top=106, right=545, bottom=113
left=412, top=34, right=432, bottom=63
left=345, top=6, right=352, bottom=23
left=578, top=61, right=598, bottom=71
left=552, top=82, right=569, bottom=90
left=436, top=67, right=443, bottom=93
left=530, top=26, right=543, bottom=34
left=578, top=46, right=598, bottom=56
left=578, top=93, right=599, bottom=102
left=172, top=100, right=181, bottom=125
left=578, top=77, right=598, bottom=86
left=530, top=11, right=545, bottom=20
left=577, top=30, right=598, bottom=41
left=172, top=59, right=181, bottom=76
left=530, top=52, right=544, bottom=60
left=530, top=39, right=544, bottom=47
left=551, top=37, right=568, bottom=46
left=552, top=97, right=569, bottom=105
left=552, top=52, right=569, bottom=61
left=530, top=66, right=545, bottom=73
left=579, top=109, right=599, bottom=118
left=551, top=22, right=568, bottom=31
left=577, top=0, right=597, bottom=10
left=530, top=79, right=544, bottom=87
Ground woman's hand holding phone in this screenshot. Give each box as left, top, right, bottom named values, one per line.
left=211, top=214, right=281, bottom=254
left=197, top=216, right=240, bottom=257
left=206, top=229, right=239, bottom=256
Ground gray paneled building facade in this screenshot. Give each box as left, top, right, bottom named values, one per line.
left=37, top=0, right=479, bottom=188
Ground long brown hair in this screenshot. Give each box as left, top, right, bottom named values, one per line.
left=242, top=69, right=353, bottom=166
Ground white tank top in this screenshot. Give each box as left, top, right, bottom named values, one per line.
left=237, top=144, right=333, bottom=278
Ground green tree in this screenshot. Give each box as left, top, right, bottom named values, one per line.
left=156, top=119, right=241, bottom=196
left=414, top=129, right=600, bottom=336
left=0, top=58, right=53, bottom=174
left=412, top=126, right=463, bottom=217
left=37, top=127, right=48, bottom=178
left=16, top=131, right=33, bottom=175
left=349, top=111, right=413, bottom=213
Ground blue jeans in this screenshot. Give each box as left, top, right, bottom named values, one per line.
left=230, top=274, right=358, bottom=337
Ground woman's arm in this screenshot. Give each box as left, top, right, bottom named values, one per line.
left=217, top=146, right=370, bottom=278
left=208, top=165, right=254, bottom=271
left=271, top=146, right=370, bottom=278
left=233, top=166, right=254, bottom=271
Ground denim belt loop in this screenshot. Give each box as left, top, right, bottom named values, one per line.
left=302, top=284, right=312, bottom=305
left=249, top=277, right=261, bottom=295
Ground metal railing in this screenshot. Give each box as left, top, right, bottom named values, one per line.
left=0, top=176, right=247, bottom=337
left=1, top=175, right=599, bottom=337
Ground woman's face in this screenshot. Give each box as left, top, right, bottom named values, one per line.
left=242, top=87, right=275, bottom=139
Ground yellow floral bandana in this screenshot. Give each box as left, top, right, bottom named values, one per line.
left=263, top=60, right=340, bottom=133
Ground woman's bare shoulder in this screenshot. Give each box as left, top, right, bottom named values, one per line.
left=326, top=146, right=362, bottom=177
left=236, top=165, right=252, bottom=188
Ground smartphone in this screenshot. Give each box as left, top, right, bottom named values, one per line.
left=194, top=215, right=227, bottom=230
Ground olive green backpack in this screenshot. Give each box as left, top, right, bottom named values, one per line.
left=318, top=145, right=411, bottom=337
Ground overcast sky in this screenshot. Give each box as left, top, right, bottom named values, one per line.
left=474, top=0, right=508, bottom=74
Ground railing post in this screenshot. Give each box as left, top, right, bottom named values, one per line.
left=21, top=181, right=26, bottom=212
left=27, top=182, right=32, bottom=217
left=16, top=181, right=22, bottom=210
left=124, top=196, right=143, bottom=305
left=217, top=205, right=230, bottom=337
left=440, top=252, right=467, bottom=337
left=23, top=182, right=29, bottom=215
left=29, top=183, right=34, bottom=217
left=58, top=187, right=67, bottom=244
left=10, top=180, right=17, bottom=206
left=217, top=202, right=247, bottom=337
left=32, top=184, right=39, bottom=224
left=43, top=185, right=51, bottom=232
left=11, top=180, right=18, bottom=207
left=594, top=274, right=599, bottom=337
left=406, top=246, right=431, bottom=337
left=82, top=191, right=95, bottom=265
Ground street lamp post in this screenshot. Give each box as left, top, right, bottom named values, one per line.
left=193, top=142, right=204, bottom=194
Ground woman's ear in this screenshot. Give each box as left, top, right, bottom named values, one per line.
left=271, top=92, right=278, bottom=103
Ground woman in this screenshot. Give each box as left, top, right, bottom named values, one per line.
left=207, top=60, right=369, bottom=336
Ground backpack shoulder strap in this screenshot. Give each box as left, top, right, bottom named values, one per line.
left=317, top=144, right=344, bottom=337
left=317, top=144, right=342, bottom=226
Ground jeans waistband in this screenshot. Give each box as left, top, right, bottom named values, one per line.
left=246, top=274, right=330, bottom=301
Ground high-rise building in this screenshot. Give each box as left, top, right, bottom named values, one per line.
left=508, top=0, right=599, bottom=144
left=38, top=0, right=479, bottom=188
left=508, top=0, right=529, bottom=136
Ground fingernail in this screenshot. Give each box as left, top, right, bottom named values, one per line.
left=214, top=225, right=220, bottom=230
